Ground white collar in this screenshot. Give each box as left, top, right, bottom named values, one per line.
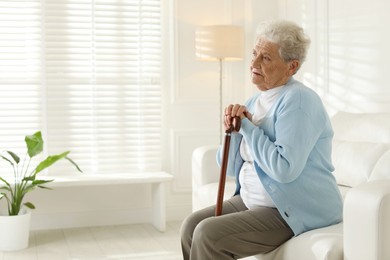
left=260, top=85, right=285, bottom=100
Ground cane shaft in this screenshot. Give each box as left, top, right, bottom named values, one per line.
left=215, top=116, right=241, bottom=216
left=215, top=133, right=231, bottom=216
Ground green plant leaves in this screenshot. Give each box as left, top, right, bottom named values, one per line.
left=25, top=131, right=44, bottom=158
left=6, top=151, right=20, bottom=164
left=32, top=179, right=53, bottom=186
left=66, top=156, right=83, bottom=173
left=24, top=202, right=35, bottom=210
left=1, top=131, right=83, bottom=215
left=33, top=151, right=70, bottom=175
left=0, top=176, right=11, bottom=189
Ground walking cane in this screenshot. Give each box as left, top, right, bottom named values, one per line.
left=215, top=116, right=241, bottom=216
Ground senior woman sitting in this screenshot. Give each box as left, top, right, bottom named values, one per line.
left=180, top=20, right=343, bottom=260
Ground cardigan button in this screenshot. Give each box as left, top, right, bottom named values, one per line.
left=284, top=211, right=289, bottom=217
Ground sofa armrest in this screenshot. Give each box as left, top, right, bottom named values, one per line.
left=343, top=180, right=390, bottom=260
left=191, top=145, right=220, bottom=211
left=192, top=145, right=220, bottom=187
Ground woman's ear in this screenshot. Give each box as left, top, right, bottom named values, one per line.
left=288, top=60, right=299, bottom=75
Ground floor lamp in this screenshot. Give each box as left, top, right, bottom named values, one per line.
left=195, top=25, right=244, bottom=143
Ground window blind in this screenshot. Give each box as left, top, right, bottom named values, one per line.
left=0, top=0, right=162, bottom=175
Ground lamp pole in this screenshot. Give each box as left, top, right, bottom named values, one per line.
left=219, top=58, right=223, bottom=144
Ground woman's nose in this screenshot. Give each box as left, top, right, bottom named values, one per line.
left=252, top=56, right=261, bottom=68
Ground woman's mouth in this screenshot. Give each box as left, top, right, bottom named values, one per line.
left=252, top=70, right=262, bottom=77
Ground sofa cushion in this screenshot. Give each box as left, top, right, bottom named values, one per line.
left=331, top=112, right=390, bottom=143
left=369, top=149, right=390, bottom=181
left=241, top=224, right=343, bottom=260
left=332, top=140, right=389, bottom=187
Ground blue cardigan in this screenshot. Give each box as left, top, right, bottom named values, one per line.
left=218, top=78, right=343, bottom=236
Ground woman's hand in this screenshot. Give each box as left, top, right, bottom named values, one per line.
left=224, top=104, right=252, bottom=131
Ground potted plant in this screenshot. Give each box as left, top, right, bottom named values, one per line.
left=0, top=131, right=82, bottom=251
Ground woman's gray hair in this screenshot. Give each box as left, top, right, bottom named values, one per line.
left=256, top=20, right=311, bottom=70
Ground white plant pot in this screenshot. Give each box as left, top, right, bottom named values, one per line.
left=0, top=209, right=31, bottom=251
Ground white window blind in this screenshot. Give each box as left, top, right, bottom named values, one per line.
left=0, top=0, right=162, bottom=175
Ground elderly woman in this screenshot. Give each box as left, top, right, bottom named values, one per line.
left=181, top=20, right=343, bottom=259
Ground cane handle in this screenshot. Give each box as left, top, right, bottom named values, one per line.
left=227, top=116, right=241, bottom=133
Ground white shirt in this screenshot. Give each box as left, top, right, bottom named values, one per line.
left=239, top=85, right=284, bottom=209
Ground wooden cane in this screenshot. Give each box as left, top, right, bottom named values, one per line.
left=215, top=116, right=241, bottom=216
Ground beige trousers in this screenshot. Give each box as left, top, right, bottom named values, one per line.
left=180, top=195, right=293, bottom=260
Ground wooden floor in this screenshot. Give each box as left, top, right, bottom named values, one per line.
left=0, top=221, right=183, bottom=260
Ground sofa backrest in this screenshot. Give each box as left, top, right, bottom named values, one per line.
left=331, top=112, right=390, bottom=188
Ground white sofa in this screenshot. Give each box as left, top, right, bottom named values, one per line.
left=192, top=112, right=390, bottom=260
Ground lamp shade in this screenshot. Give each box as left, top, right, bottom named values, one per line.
left=195, top=25, right=244, bottom=61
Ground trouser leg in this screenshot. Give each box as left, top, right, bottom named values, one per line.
left=181, top=196, right=247, bottom=260
left=180, top=195, right=294, bottom=260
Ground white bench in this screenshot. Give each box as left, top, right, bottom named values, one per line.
left=39, top=171, right=174, bottom=232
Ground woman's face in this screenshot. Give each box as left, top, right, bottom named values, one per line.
left=250, top=38, right=297, bottom=91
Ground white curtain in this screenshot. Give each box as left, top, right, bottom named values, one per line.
left=0, top=0, right=162, bottom=175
